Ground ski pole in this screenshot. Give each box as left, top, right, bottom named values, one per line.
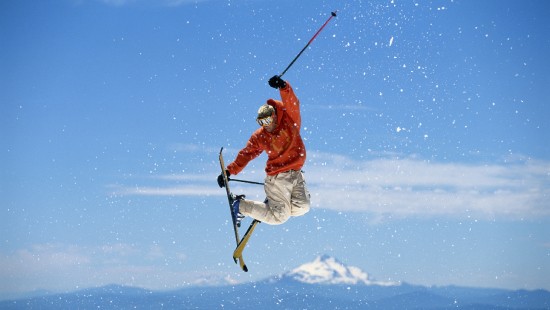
left=279, top=11, right=337, bottom=78
left=228, top=177, right=265, bottom=186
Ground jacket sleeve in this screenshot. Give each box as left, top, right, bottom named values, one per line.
left=279, top=82, right=301, bottom=128
left=227, top=132, right=264, bottom=175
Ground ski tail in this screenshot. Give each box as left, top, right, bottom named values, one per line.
left=233, top=219, right=260, bottom=261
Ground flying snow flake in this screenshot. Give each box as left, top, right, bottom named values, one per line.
left=389, top=36, right=394, bottom=46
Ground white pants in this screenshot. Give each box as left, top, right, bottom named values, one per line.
left=239, top=170, right=310, bottom=225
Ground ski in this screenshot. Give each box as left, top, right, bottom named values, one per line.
left=233, top=219, right=260, bottom=261
left=219, top=147, right=260, bottom=272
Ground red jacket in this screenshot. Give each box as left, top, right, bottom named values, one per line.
left=227, top=82, right=306, bottom=176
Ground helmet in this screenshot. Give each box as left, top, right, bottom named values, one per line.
left=257, top=104, right=275, bottom=119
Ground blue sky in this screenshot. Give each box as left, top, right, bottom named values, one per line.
left=1, top=0, right=549, bottom=298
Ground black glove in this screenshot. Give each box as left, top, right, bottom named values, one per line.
left=268, top=75, right=287, bottom=89
left=217, top=170, right=230, bottom=188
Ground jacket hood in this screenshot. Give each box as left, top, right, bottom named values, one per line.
left=266, top=98, right=283, bottom=125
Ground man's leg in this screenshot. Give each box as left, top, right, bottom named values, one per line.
left=238, top=171, right=294, bottom=225
left=290, top=170, right=310, bottom=217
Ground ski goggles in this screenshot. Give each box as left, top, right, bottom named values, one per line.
left=257, top=115, right=274, bottom=127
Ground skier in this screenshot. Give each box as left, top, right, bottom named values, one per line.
left=217, top=75, right=311, bottom=225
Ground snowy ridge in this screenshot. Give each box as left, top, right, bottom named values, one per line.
left=283, top=255, right=399, bottom=286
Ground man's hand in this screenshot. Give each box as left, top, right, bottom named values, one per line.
left=217, top=170, right=230, bottom=188
left=268, top=75, right=287, bottom=89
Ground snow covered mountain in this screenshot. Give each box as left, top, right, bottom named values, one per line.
left=2, top=255, right=549, bottom=309
left=281, top=255, right=399, bottom=286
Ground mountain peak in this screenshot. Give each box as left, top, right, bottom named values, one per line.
left=282, top=255, right=399, bottom=286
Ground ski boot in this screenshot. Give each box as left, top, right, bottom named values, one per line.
left=230, top=194, right=246, bottom=227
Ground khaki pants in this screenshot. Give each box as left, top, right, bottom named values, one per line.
left=239, top=170, right=310, bottom=225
